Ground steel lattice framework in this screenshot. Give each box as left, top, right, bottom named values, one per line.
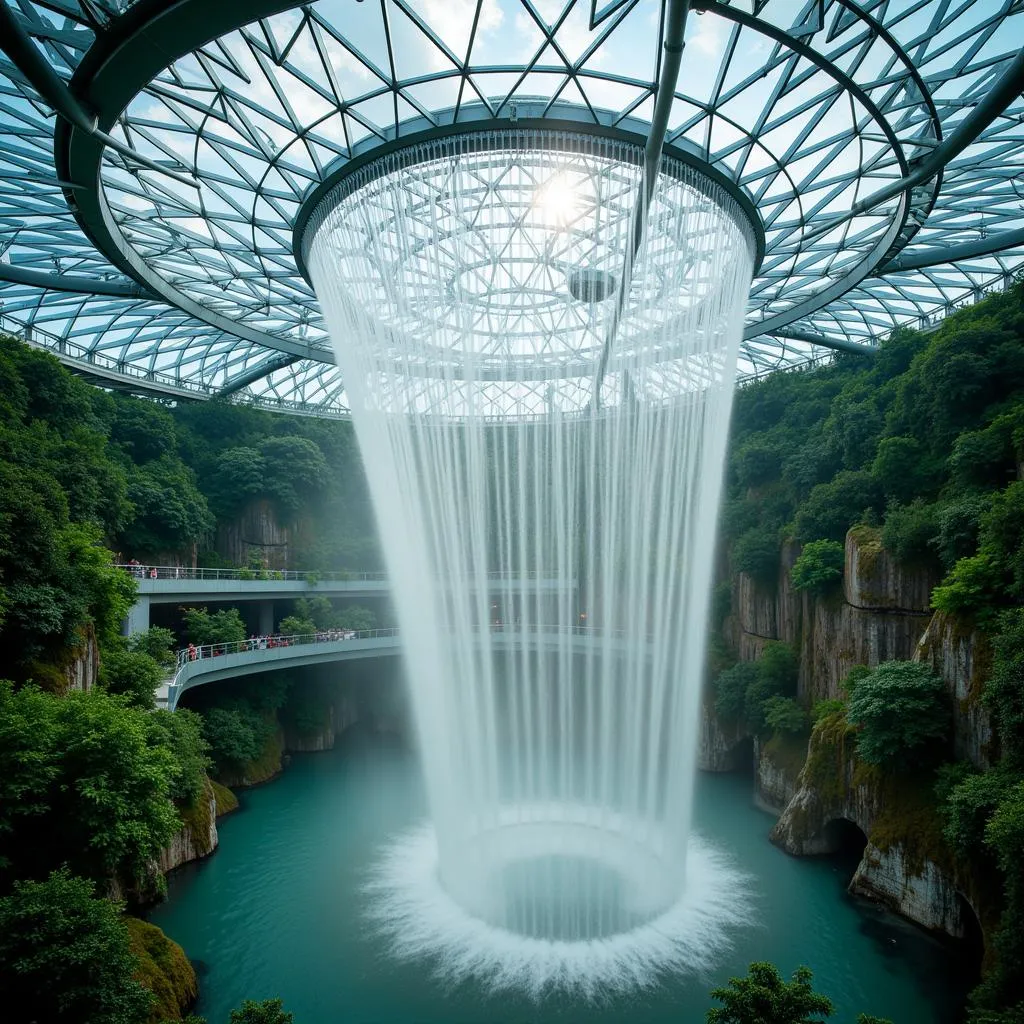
left=0, top=0, right=1022, bottom=416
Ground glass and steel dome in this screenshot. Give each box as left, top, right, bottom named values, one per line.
left=0, top=0, right=1022, bottom=416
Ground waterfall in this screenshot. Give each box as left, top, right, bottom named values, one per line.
left=305, top=129, right=755, bottom=993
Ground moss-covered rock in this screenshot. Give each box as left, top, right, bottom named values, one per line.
left=125, top=916, right=198, bottom=1023
left=210, top=778, right=239, bottom=816
left=219, top=720, right=285, bottom=788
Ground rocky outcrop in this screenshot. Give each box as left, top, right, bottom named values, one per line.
left=125, top=916, right=199, bottom=1023
left=850, top=842, right=968, bottom=933
left=219, top=721, right=285, bottom=788
left=754, top=734, right=804, bottom=814
left=915, top=611, right=994, bottom=768
left=64, top=624, right=100, bottom=692
left=216, top=498, right=311, bottom=570
left=730, top=529, right=935, bottom=702
left=770, top=713, right=973, bottom=940
left=158, top=778, right=219, bottom=875
left=698, top=701, right=750, bottom=771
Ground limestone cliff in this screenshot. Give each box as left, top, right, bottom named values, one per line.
left=915, top=610, right=994, bottom=768
left=64, top=624, right=100, bottom=693
left=215, top=497, right=311, bottom=569
left=754, top=733, right=805, bottom=814
left=729, top=528, right=935, bottom=702
left=697, top=701, right=750, bottom=771
left=770, top=713, right=978, bottom=940
left=158, top=778, right=219, bottom=875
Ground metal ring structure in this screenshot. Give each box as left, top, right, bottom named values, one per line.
left=0, top=0, right=1020, bottom=414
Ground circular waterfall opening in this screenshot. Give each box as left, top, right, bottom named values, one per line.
left=366, top=820, right=753, bottom=997
left=304, top=128, right=758, bottom=995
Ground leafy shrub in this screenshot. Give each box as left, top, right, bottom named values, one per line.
left=931, top=554, right=1001, bottom=621
left=734, top=438, right=783, bottom=489
left=181, top=606, right=247, bottom=646
left=791, top=539, right=845, bottom=593
left=812, top=698, right=845, bottom=723
left=846, top=661, right=950, bottom=766
left=732, top=528, right=780, bottom=585
left=229, top=998, right=294, bottom=1024
left=147, top=709, right=210, bottom=804
left=201, top=705, right=269, bottom=773
left=714, top=662, right=760, bottom=723
left=939, top=765, right=1014, bottom=858
left=126, top=626, right=177, bottom=667
left=707, top=962, right=834, bottom=1023
left=762, top=696, right=808, bottom=735
left=0, top=869, right=153, bottom=1024
left=881, top=499, right=940, bottom=566
left=99, top=648, right=162, bottom=710
left=933, top=495, right=990, bottom=569
left=794, top=470, right=882, bottom=544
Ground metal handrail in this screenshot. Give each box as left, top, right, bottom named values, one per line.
left=119, top=564, right=570, bottom=583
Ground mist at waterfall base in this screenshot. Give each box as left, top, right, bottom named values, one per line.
left=305, top=134, right=756, bottom=995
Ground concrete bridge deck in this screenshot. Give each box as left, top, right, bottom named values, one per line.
left=160, top=627, right=639, bottom=711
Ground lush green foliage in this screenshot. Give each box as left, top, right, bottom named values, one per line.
left=0, top=869, right=153, bottom=1024
left=201, top=704, right=271, bottom=774
left=182, top=606, right=248, bottom=646
left=762, top=696, right=809, bottom=735
left=228, top=998, right=294, bottom=1024
left=148, top=709, right=211, bottom=804
left=0, top=682, right=179, bottom=887
left=99, top=648, right=162, bottom=709
left=846, top=662, right=949, bottom=766
left=790, top=539, right=845, bottom=593
left=706, top=962, right=834, bottom=1023
left=714, top=642, right=798, bottom=732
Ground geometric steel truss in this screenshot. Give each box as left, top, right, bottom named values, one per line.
left=0, top=0, right=1022, bottom=416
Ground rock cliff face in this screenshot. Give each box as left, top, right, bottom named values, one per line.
left=915, top=611, right=994, bottom=768
left=64, top=624, right=100, bottom=693
left=215, top=498, right=310, bottom=570
left=157, top=778, right=219, bottom=875
left=770, top=715, right=975, bottom=940
left=697, top=702, right=750, bottom=771
left=729, top=529, right=935, bottom=702
left=754, top=735, right=804, bottom=814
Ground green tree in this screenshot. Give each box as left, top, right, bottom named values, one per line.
left=182, top=606, right=247, bottom=646
left=99, top=648, right=162, bottom=709
left=794, top=471, right=881, bottom=544
left=881, top=500, right=940, bottom=566
left=791, top=540, right=845, bottom=593
left=337, top=604, right=376, bottom=632
left=714, top=661, right=760, bottom=723
left=763, top=696, right=808, bottom=735
left=201, top=705, right=268, bottom=774
left=127, top=626, right=177, bottom=667
left=0, top=869, right=153, bottom=1024
left=732, top=528, right=779, bottom=585
left=278, top=614, right=316, bottom=637
left=148, top=709, right=211, bottom=804
left=846, top=661, right=950, bottom=767
left=229, top=998, right=294, bottom=1024
left=0, top=682, right=179, bottom=886
left=707, top=962, right=834, bottom=1023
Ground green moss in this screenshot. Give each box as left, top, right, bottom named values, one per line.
left=868, top=770, right=953, bottom=876
left=176, top=777, right=213, bottom=851
left=125, top=916, right=198, bottom=1023
left=848, top=525, right=886, bottom=605
left=763, top=730, right=810, bottom=781
left=209, top=778, right=238, bottom=816
left=800, top=709, right=855, bottom=805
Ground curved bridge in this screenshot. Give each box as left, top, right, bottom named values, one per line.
left=122, top=565, right=577, bottom=634
left=161, top=627, right=640, bottom=712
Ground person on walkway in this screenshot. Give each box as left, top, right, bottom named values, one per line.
left=187, top=643, right=198, bottom=662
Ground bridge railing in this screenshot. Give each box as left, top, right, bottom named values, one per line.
left=119, top=564, right=574, bottom=583
left=119, top=564, right=387, bottom=582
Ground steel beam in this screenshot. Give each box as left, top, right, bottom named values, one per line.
left=775, top=328, right=877, bottom=356
left=0, top=260, right=153, bottom=297
left=804, top=48, right=1024, bottom=244
left=881, top=226, right=1024, bottom=273
left=218, top=353, right=300, bottom=396
left=592, top=0, right=691, bottom=402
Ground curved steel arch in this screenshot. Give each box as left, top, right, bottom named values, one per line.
left=0, top=0, right=1019, bottom=412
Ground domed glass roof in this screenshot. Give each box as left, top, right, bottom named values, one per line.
left=0, top=0, right=1022, bottom=416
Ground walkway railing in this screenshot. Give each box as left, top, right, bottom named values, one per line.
left=119, top=564, right=571, bottom=583
left=120, top=564, right=387, bottom=582
left=174, top=628, right=400, bottom=671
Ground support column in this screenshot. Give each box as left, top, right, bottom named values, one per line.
left=122, top=596, right=150, bottom=636
left=259, top=600, right=275, bottom=636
